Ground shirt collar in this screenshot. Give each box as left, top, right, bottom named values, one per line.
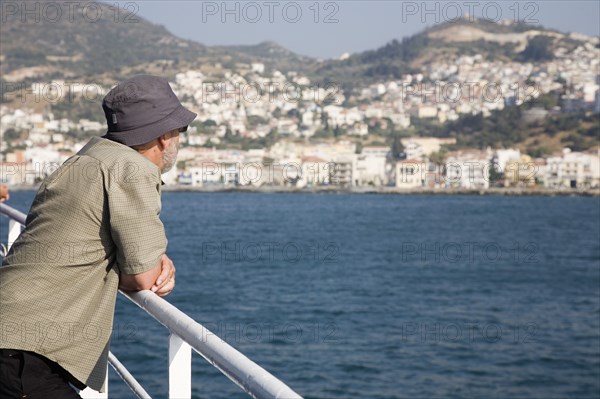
left=94, top=137, right=164, bottom=182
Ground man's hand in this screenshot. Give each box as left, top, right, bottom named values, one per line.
left=0, top=185, right=9, bottom=202
left=151, top=254, right=175, bottom=297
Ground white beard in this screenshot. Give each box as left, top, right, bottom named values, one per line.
left=161, top=139, right=179, bottom=174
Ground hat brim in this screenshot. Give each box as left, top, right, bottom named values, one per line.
left=102, top=105, right=197, bottom=147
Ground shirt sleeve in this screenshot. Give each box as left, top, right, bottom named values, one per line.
left=107, top=172, right=167, bottom=275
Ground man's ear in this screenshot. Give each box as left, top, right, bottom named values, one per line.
left=157, top=133, right=169, bottom=150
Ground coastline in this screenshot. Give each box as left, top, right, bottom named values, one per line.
left=8, top=185, right=598, bottom=197
left=162, top=185, right=600, bottom=197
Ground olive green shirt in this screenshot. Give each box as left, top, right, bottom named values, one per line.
left=0, top=137, right=167, bottom=392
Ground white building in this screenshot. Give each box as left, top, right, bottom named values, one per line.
left=348, top=122, right=369, bottom=136
left=545, top=149, right=600, bottom=188
left=396, top=160, right=426, bottom=189
left=330, top=157, right=355, bottom=187
left=402, top=137, right=457, bottom=160
left=445, top=149, right=493, bottom=189
left=494, top=149, right=521, bottom=172
left=298, top=156, right=331, bottom=187
left=355, top=147, right=388, bottom=186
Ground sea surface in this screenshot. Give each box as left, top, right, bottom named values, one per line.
left=2, top=191, right=600, bottom=399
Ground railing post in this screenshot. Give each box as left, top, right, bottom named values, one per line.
left=169, top=333, right=192, bottom=399
left=7, top=219, right=22, bottom=250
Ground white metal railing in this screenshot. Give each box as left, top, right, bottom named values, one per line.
left=0, top=202, right=303, bottom=399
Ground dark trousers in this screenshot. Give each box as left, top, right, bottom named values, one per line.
left=0, top=349, right=82, bottom=399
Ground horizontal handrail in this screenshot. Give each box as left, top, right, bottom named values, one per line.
left=0, top=203, right=26, bottom=225
left=121, top=290, right=303, bottom=399
left=108, top=352, right=152, bottom=399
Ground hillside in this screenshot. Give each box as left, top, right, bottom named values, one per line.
left=0, top=0, right=311, bottom=83
left=214, top=41, right=313, bottom=72
left=309, top=18, right=595, bottom=86
left=0, top=1, right=206, bottom=82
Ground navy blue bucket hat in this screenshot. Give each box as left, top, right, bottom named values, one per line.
left=102, top=75, right=197, bottom=146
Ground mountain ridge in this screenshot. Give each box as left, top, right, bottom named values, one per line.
left=0, top=2, right=597, bottom=86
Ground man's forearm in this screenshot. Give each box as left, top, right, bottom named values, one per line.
left=118, top=259, right=163, bottom=291
left=117, top=254, right=176, bottom=296
left=118, top=277, right=147, bottom=291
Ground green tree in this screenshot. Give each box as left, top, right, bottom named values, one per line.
left=429, top=148, right=448, bottom=165
left=320, top=112, right=329, bottom=130
left=390, top=135, right=405, bottom=160
left=3, top=128, right=21, bottom=142
left=355, top=141, right=363, bottom=154
left=313, top=129, right=333, bottom=139
left=520, top=36, right=554, bottom=62
left=489, top=162, right=503, bottom=186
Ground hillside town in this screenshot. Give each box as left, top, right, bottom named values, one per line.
left=1, top=28, right=599, bottom=192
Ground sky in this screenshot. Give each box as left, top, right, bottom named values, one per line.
left=132, top=1, right=599, bottom=59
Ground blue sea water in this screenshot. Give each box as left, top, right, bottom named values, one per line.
left=2, top=191, right=599, bottom=399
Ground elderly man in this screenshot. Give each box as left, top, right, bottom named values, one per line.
left=0, top=75, right=196, bottom=398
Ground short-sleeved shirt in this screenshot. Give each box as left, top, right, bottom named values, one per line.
left=0, top=137, right=167, bottom=392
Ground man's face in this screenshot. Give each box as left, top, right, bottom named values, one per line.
left=161, top=132, right=180, bottom=174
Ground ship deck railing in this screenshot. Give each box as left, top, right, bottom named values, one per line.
left=1, top=202, right=303, bottom=399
